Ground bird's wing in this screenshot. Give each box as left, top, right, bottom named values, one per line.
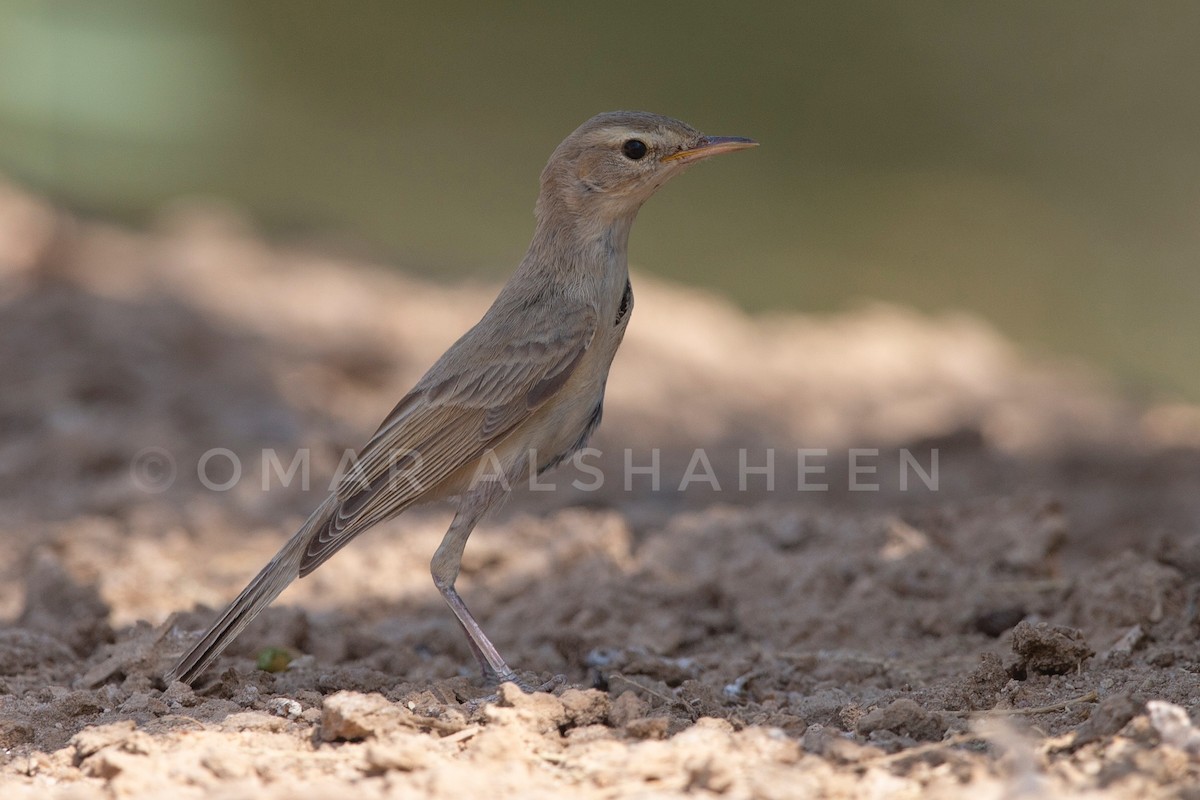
left=297, top=301, right=597, bottom=576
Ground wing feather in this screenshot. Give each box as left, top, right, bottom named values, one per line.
left=297, top=301, right=597, bottom=575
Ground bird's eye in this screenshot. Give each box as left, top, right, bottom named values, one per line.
left=621, top=139, right=648, bottom=160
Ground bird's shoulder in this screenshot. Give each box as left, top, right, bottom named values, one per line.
left=416, top=283, right=597, bottom=396
left=364, top=284, right=596, bottom=438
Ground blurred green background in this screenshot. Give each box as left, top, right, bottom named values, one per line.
left=2, top=1, right=1197, bottom=399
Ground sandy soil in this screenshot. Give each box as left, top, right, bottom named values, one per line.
left=2, top=184, right=1200, bottom=798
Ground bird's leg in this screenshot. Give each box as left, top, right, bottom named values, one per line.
left=451, top=617, right=504, bottom=684
left=431, top=484, right=522, bottom=686
left=440, top=582, right=520, bottom=685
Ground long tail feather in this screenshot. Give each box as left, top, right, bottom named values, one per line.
left=164, top=497, right=337, bottom=685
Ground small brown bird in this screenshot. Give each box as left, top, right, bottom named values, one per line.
left=166, top=111, right=757, bottom=686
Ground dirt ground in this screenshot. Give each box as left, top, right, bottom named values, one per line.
left=2, top=182, right=1200, bottom=798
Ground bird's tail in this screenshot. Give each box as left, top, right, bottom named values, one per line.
left=164, top=496, right=337, bottom=685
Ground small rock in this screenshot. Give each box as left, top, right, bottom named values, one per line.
left=948, top=652, right=1011, bottom=711
left=608, top=690, right=648, bottom=728
left=71, top=721, right=142, bottom=761
left=267, top=697, right=303, bottom=720
left=487, top=683, right=567, bottom=733
left=161, top=680, right=196, bottom=708
left=1103, top=625, right=1145, bottom=662
left=55, top=690, right=107, bottom=717
left=1148, top=700, right=1200, bottom=755
left=625, top=716, right=670, bottom=740
left=70, top=721, right=154, bottom=779
left=118, top=691, right=168, bottom=716
left=1011, top=621, right=1093, bottom=676
left=1073, top=692, right=1142, bottom=746
left=320, top=691, right=400, bottom=741
left=856, top=699, right=947, bottom=742
left=559, top=688, right=610, bottom=727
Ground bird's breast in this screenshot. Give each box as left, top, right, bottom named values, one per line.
left=507, top=333, right=615, bottom=467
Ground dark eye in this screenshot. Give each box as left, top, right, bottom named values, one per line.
left=621, top=139, right=648, bottom=160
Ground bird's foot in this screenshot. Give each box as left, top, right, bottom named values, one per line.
left=482, top=663, right=565, bottom=693
left=461, top=672, right=567, bottom=713
left=521, top=672, right=566, bottom=694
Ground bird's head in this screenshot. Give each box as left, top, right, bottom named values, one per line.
left=536, top=111, right=757, bottom=227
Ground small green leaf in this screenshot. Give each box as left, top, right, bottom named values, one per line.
left=256, top=647, right=293, bottom=673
